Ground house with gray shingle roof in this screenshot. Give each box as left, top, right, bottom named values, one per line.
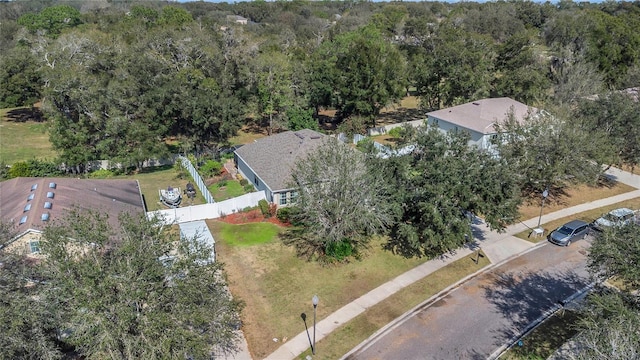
left=0, top=177, right=145, bottom=257
left=426, top=98, right=539, bottom=151
left=233, top=129, right=328, bottom=206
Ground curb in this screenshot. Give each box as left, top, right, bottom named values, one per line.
left=487, top=282, right=596, bottom=360
left=341, top=240, right=548, bottom=360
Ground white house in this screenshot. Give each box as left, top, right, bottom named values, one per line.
left=426, top=98, right=538, bottom=151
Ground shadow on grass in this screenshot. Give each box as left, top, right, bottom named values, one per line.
left=4, top=107, right=45, bottom=122
left=481, top=269, right=588, bottom=346
left=136, top=164, right=174, bottom=174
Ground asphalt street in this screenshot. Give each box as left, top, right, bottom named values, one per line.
left=347, top=238, right=593, bottom=360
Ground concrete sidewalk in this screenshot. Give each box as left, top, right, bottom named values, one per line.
left=257, top=168, right=640, bottom=360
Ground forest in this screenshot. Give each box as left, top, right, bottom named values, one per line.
left=1, top=0, right=639, bottom=175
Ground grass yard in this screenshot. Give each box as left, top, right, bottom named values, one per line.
left=501, top=310, right=581, bottom=360
left=208, top=179, right=248, bottom=202
left=517, top=181, right=637, bottom=220
left=209, top=222, right=280, bottom=246
left=112, top=165, right=207, bottom=211
left=0, top=106, right=54, bottom=164
left=208, top=223, right=482, bottom=359
left=516, top=197, right=640, bottom=243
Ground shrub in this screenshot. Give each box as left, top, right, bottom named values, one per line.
left=243, top=184, right=255, bottom=192
left=174, top=161, right=187, bottom=179
left=7, top=161, right=30, bottom=178
left=218, top=179, right=228, bottom=187
left=200, top=160, right=223, bottom=178
left=258, top=199, right=270, bottom=218
left=325, top=239, right=353, bottom=261
left=89, top=169, right=115, bottom=178
left=387, top=127, right=403, bottom=138
left=239, top=178, right=248, bottom=186
left=268, top=203, right=278, bottom=218
left=277, top=207, right=303, bottom=226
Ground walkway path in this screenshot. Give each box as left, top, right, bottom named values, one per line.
left=253, top=168, right=640, bottom=360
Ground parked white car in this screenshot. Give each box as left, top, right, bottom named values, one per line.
left=592, top=208, right=638, bottom=230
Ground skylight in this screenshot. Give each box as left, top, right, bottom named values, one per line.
left=31, top=184, right=38, bottom=191
left=41, top=213, right=50, bottom=221
left=47, top=192, right=55, bottom=199
left=19, top=216, right=27, bottom=225
left=44, top=202, right=52, bottom=209
left=49, top=182, right=57, bottom=189
left=27, top=194, right=35, bottom=201
left=24, top=204, right=32, bottom=212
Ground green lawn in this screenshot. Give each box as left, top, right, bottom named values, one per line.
left=111, top=165, right=207, bottom=211
left=212, top=222, right=281, bottom=246
left=208, top=180, right=248, bottom=202
left=0, top=106, right=55, bottom=164
left=210, top=226, right=489, bottom=359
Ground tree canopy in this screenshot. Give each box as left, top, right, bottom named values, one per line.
left=39, top=210, right=243, bottom=359
left=384, top=124, right=520, bottom=258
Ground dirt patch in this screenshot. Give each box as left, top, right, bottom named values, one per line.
left=218, top=208, right=289, bottom=227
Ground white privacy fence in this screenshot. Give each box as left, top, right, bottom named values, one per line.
left=148, top=191, right=267, bottom=225
left=177, top=155, right=215, bottom=204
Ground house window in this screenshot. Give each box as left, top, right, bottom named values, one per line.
left=254, top=175, right=259, bottom=186
left=291, top=191, right=299, bottom=204
left=279, top=193, right=288, bottom=206
left=29, top=241, right=40, bottom=254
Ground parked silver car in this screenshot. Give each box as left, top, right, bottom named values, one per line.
left=548, top=220, right=590, bottom=247
left=591, top=208, right=637, bottom=231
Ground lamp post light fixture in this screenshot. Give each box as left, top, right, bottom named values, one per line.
left=312, top=294, right=319, bottom=355
left=537, top=188, right=549, bottom=228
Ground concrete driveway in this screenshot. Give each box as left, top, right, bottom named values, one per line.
left=346, top=239, right=593, bottom=360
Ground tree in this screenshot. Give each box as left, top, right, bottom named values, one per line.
left=413, top=25, right=495, bottom=109
left=0, top=222, right=62, bottom=359
left=285, top=140, right=395, bottom=260
left=309, top=25, right=407, bottom=125
left=0, top=46, right=42, bottom=108
left=254, top=50, right=293, bottom=134
left=385, top=124, right=520, bottom=258
left=494, top=107, right=606, bottom=195
left=286, top=106, right=318, bottom=131
left=570, top=224, right=640, bottom=359
left=492, top=30, right=550, bottom=105
left=573, top=92, right=640, bottom=171
left=41, top=210, right=243, bottom=359
left=17, top=5, right=82, bottom=37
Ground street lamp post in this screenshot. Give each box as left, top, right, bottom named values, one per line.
left=537, top=188, right=549, bottom=228
left=312, top=295, right=319, bottom=355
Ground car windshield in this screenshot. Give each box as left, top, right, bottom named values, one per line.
left=603, top=213, right=621, bottom=222
left=556, top=226, right=573, bottom=235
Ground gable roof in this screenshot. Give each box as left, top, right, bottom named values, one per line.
left=427, top=98, right=537, bottom=135
left=234, top=129, right=328, bottom=192
left=0, top=177, right=145, bottom=234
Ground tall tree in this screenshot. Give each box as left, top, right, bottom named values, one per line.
left=0, top=46, right=43, bottom=108
left=0, top=222, right=62, bottom=359
left=285, top=140, right=395, bottom=260
left=494, top=107, right=606, bottom=194
left=385, top=124, right=520, bottom=258
left=572, top=224, right=640, bottom=359
left=41, top=210, right=243, bottom=360
left=573, top=92, right=640, bottom=170
left=17, top=4, right=82, bottom=37
left=413, top=25, right=495, bottom=109
left=253, top=50, right=294, bottom=134
left=309, top=25, right=407, bottom=125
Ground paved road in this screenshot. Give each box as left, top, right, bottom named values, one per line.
left=347, top=239, right=593, bottom=360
